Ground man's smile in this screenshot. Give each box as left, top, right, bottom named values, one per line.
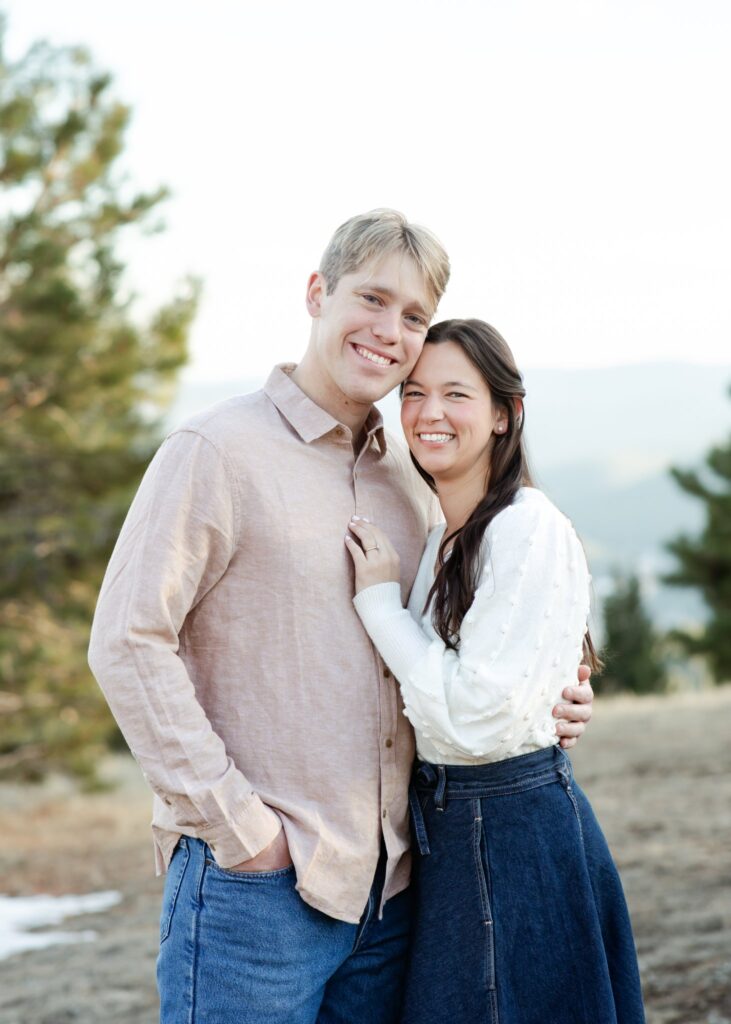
left=351, top=343, right=396, bottom=368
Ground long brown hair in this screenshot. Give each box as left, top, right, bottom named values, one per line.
left=406, top=318, right=601, bottom=672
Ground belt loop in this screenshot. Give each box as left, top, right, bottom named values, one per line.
left=408, top=783, right=431, bottom=856
left=556, top=746, right=572, bottom=787
left=434, top=765, right=447, bottom=812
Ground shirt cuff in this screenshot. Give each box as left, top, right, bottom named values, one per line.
left=197, top=795, right=283, bottom=868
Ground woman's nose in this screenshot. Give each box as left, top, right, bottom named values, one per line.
left=419, top=394, right=446, bottom=422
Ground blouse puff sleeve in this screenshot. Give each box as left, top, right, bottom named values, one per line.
left=352, top=491, right=591, bottom=760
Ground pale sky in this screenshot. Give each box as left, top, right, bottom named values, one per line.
left=3, top=0, right=730, bottom=382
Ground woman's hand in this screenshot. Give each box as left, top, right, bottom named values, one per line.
left=345, top=517, right=401, bottom=594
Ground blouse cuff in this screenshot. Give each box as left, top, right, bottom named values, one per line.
left=352, top=582, right=404, bottom=622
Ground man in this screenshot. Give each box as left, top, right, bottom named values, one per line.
left=88, top=209, right=593, bottom=1023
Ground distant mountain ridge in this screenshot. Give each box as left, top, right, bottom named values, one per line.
left=167, top=363, right=730, bottom=629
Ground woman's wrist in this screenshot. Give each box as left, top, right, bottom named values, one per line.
left=352, top=581, right=404, bottom=621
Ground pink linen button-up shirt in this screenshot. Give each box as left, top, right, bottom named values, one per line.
left=88, top=364, right=436, bottom=923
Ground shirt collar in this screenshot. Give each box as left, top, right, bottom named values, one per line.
left=264, top=364, right=388, bottom=457
left=364, top=406, right=388, bottom=458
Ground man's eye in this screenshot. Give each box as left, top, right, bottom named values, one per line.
left=362, top=293, right=380, bottom=304
left=405, top=315, right=425, bottom=327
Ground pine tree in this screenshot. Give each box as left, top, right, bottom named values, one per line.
left=0, top=19, right=199, bottom=779
left=664, top=401, right=731, bottom=682
left=598, top=574, right=665, bottom=694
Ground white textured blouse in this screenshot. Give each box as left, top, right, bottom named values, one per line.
left=353, top=487, right=591, bottom=765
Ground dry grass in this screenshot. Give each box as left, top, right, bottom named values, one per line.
left=1, top=687, right=730, bottom=1023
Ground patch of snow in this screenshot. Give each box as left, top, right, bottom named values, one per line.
left=0, top=891, right=122, bottom=960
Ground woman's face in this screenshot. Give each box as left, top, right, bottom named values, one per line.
left=400, top=341, right=506, bottom=485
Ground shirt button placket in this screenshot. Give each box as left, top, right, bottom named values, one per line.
left=352, top=459, right=361, bottom=519
left=379, top=662, right=399, bottom=849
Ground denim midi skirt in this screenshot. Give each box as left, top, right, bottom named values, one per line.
left=403, top=746, right=645, bottom=1024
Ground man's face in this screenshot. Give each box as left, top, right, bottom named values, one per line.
left=306, top=253, right=435, bottom=407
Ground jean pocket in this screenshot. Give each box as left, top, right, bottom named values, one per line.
left=204, top=858, right=296, bottom=883
left=159, top=837, right=190, bottom=943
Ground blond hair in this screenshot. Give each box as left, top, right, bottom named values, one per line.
left=319, top=208, right=450, bottom=311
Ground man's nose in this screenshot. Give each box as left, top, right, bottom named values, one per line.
left=372, top=311, right=401, bottom=345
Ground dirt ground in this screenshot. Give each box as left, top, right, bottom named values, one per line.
left=1, top=687, right=729, bottom=1024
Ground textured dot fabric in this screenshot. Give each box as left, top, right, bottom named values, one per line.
left=352, top=487, right=591, bottom=765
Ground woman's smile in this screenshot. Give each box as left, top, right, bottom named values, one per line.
left=415, top=431, right=456, bottom=446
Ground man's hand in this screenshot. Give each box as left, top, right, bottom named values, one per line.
left=553, top=664, right=594, bottom=749
left=226, top=826, right=292, bottom=873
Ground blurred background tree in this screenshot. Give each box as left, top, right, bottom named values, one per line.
left=598, top=573, right=666, bottom=694
left=665, top=399, right=731, bottom=683
left=0, top=16, right=198, bottom=781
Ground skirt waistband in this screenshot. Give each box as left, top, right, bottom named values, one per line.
left=413, top=744, right=569, bottom=794
left=409, top=746, right=573, bottom=857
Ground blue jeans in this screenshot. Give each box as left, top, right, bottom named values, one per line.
left=157, top=837, right=411, bottom=1023
left=404, top=747, right=645, bottom=1024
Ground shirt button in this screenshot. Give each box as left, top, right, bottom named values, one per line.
left=382, top=809, right=388, bottom=819
left=385, top=738, right=393, bottom=748
left=335, top=426, right=344, bottom=436
left=383, top=667, right=391, bottom=679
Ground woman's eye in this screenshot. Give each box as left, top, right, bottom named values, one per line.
left=447, top=392, right=468, bottom=399
left=402, top=390, right=423, bottom=399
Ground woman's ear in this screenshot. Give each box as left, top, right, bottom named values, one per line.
left=513, top=397, right=524, bottom=427
left=494, top=407, right=509, bottom=434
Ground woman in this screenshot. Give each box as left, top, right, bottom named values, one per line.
left=344, top=319, right=645, bottom=1024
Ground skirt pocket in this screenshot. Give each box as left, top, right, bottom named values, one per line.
left=472, top=799, right=497, bottom=996
left=556, top=755, right=586, bottom=847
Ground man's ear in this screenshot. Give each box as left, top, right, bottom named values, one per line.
left=305, top=272, right=326, bottom=318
